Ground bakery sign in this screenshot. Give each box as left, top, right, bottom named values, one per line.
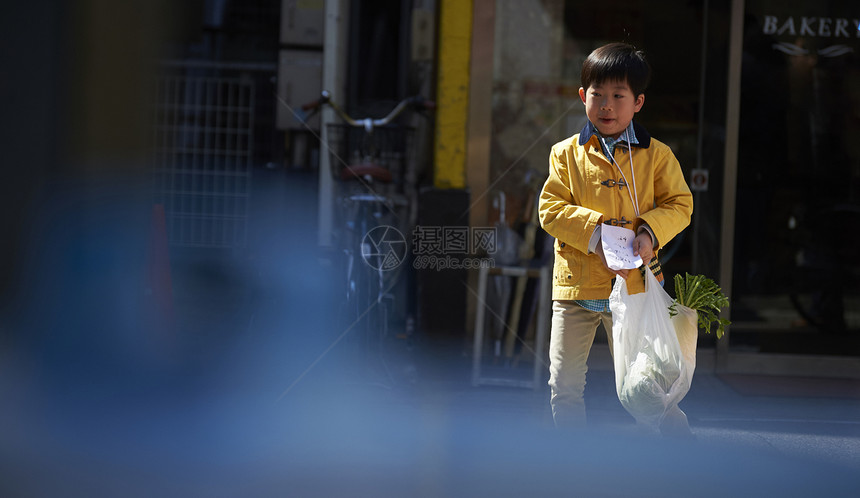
left=762, top=15, right=859, bottom=56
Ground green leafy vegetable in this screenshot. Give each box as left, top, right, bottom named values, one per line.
left=669, top=273, right=731, bottom=339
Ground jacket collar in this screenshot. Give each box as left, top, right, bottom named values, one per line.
left=578, top=120, right=652, bottom=150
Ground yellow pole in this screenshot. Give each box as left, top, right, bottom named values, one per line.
left=434, top=0, right=473, bottom=189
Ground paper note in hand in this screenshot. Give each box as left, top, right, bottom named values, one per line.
left=601, top=224, right=643, bottom=270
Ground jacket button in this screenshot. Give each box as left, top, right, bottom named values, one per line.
left=560, top=242, right=565, bottom=248
left=567, top=275, right=571, bottom=279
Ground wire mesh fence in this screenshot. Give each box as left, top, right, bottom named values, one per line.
left=152, top=74, right=254, bottom=248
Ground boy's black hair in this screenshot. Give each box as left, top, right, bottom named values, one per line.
left=581, top=43, right=651, bottom=97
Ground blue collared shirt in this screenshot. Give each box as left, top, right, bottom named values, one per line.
left=599, top=121, right=639, bottom=157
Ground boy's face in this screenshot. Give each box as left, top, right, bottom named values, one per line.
left=579, top=79, right=644, bottom=139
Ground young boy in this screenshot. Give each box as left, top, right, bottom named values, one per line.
left=538, top=43, right=693, bottom=431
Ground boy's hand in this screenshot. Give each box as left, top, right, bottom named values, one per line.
left=631, top=231, right=654, bottom=264
left=595, top=240, right=630, bottom=280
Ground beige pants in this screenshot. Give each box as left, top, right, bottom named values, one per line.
left=548, top=300, right=692, bottom=436
left=548, top=300, right=613, bottom=428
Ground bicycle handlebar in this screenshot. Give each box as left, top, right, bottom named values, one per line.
left=300, top=91, right=435, bottom=129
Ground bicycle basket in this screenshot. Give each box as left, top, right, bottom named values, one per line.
left=325, top=124, right=414, bottom=186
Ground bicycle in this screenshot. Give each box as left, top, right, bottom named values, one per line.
left=302, top=91, right=434, bottom=385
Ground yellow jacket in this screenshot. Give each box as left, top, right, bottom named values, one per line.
left=538, top=121, right=693, bottom=300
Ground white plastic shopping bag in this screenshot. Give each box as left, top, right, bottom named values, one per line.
left=609, top=269, right=698, bottom=429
